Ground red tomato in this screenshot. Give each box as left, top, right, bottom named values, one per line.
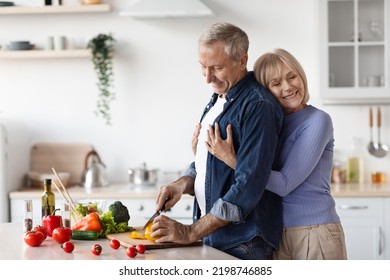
left=92, top=244, right=102, bottom=255
left=109, top=239, right=120, bottom=249
left=126, top=246, right=137, bottom=258
left=52, top=227, right=72, bottom=244
left=24, top=231, right=44, bottom=247
left=61, top=241, right=75, bottom=253
left=33, top=225, right=48, bottom=240
left=135, top=244, right=146, bottom=254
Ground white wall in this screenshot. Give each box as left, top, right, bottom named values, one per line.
left=1, top=0, right=389, bottom=193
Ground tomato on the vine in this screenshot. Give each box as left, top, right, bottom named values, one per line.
left=52, top=227, right=72, bottom=244
left=135, top=244, right=146, bottom=254
left=61, top=241, right=75, bottom=253
left=24, top=231, right=44, bottom=247
left=33, top=225, right=48, bottom=240
left=109, top=239, right=120, bottom=249
left=92, top=244, right=102, bottom=255
left=126, top=246, right=137, bottom=258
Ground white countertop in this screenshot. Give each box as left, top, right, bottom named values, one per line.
left=0, top=219, right=238, bottom=260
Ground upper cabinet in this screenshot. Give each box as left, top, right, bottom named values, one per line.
left=320, top=0, right=389, bottom=104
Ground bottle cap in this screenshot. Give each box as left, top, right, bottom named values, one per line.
left=44, top=178, right=52, bottom=185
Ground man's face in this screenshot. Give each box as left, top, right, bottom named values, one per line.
left=199, top=41, right=247, bottom=95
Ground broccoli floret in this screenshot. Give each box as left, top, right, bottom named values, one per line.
left=108, top=201, right=130, bottom=224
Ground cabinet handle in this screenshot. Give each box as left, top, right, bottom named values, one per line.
left=379, top=227, right=384, bottom=256
left=338, top=205, right=368, bottom=210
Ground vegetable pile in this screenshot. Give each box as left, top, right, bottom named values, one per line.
left=71, top=200, right=134, bottom=237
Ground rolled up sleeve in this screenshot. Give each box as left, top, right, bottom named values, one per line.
left=210, top=198, right=242, bottom=223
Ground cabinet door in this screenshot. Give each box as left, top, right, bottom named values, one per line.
left=320, top=0, right=389, bottom=104
left=385, top=198, right=390, bottom=259
left=335, top=198, right=385, bottom=259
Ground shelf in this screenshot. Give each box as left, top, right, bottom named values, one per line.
left=0, top=4, right=110, bottom=15
left=0, top=49, right=91, bottom=59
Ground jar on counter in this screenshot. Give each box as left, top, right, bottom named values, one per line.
left=23, top=200, right=33, bottom=233
left=62, top=202, right=71, bottom=228
left=346, top=137, right=364, bottom=183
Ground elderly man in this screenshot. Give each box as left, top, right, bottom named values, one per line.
left=152, top=22, right=284, bottom=260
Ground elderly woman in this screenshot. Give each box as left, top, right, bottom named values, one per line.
left=198, top=48, right=347, bottom=260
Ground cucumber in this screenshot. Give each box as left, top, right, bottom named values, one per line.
left=71, top=230, right=99, bottom=240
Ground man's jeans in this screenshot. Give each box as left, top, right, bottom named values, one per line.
left=224, top=235, right=274, bottom=260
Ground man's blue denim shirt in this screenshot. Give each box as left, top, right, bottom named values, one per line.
left=184, top=71, right=284, bottom=251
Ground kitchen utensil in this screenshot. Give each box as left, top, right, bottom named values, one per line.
left=106, top=231, right=202, bottom=250
left=51, top=167, right=76, bottom=212
left=368, top=107, right=378, bottom=156
left=81, top=150, right=109, bottom=189
left=128, top=162, right=158, bottom=186
left=142, top=198, right=169, bottom=230
left=375, top=107, right=388, bottom=157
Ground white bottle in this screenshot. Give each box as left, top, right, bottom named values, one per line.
left=346, top=137, right=364, bottom=183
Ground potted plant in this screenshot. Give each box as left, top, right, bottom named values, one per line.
left=87, top=33, right=116, bottom=125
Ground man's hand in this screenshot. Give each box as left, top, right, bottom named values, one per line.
left=152, top=213, right=230, bottom=244
left=156, top=176, right=195, bottom=212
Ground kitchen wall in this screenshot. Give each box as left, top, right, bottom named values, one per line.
left=0, top=0, right=389, bottom=193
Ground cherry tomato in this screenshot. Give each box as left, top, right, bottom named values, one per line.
left=110, top=239, right=120, bottom=249
left=61, top=241, right=75, bottom=253
left=92, top=244, right=102, bottom=255
left=52, top=227, right=72, bottom=244
left=24, top=231, right=44, bottom=247
left=33, top=225, right=48, bottom=240
left=126, top=246, right=137, bottom=258
left=135, top=244, right=146, bottom=254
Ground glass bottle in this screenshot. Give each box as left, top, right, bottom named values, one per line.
left=23, top=200, right=33, bottom=233
left=346, top=137, right=364, bottom=183
left=62, top=202, right=71, bottom=228
left=41, top=178, right=55, bottom=219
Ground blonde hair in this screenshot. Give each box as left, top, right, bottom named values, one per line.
left=253, top=48, right=309, bottom=104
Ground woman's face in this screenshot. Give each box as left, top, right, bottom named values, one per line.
left=267, top=63, right=305, bottom=114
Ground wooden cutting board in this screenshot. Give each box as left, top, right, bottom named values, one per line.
left=30, top=142, right=94, bottom=186
left=106, top=229, right=203, bottom=249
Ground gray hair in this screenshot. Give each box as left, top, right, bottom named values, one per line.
left=199, top=22, right=249, bottom=61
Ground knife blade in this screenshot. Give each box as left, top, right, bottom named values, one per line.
left=142, top=198, right=169, bottom=230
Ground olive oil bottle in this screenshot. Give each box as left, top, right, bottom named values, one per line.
left=41, top=178, right=55, bottom=219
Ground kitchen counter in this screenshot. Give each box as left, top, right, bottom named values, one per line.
left=0, top=220, right=238, bottom=260
left=331, top=183, right=390, bottom=197
left=9, top=182, right=390, bottom=199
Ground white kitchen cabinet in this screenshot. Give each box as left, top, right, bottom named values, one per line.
left=385, top=198, right=390, bottom=259
left=335, top=197, right=386, bottom=259
left=319, top=0, right=390, bottom=104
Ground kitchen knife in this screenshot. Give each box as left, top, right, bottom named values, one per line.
left=142, top=198, right=169, bottom=230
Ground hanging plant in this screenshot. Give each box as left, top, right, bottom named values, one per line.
left=87, top=33, right=116, bottom=126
